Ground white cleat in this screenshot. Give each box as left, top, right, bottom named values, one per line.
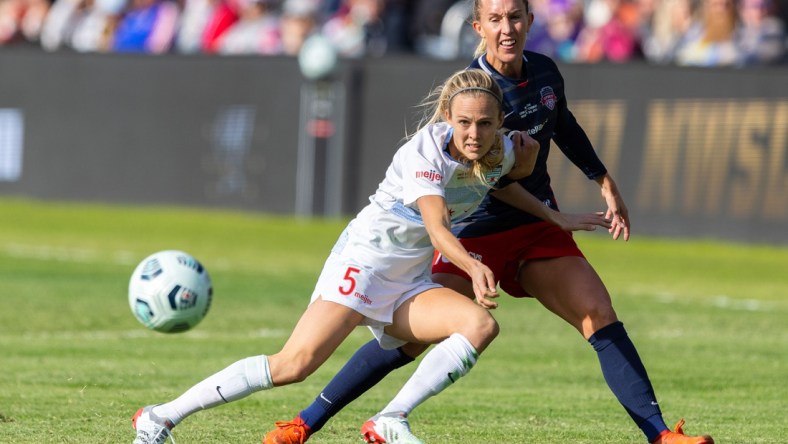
left=360, top=413, right=424, bottom=444
left=132, top=405, right=175, bottom=444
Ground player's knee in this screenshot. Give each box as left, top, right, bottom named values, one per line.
left=580, top=299, right=618, bottom=339
left=584, top=300, right=618, bottom=325
left=460, top=311, right=499, bottom=351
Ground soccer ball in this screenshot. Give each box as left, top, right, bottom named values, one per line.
left=128, top=250, right=213, bottom=333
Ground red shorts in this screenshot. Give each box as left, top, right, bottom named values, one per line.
left=432, top=222, right=584, bottom=297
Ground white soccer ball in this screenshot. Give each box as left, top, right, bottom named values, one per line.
left=128, top=250, right=213, bottom=333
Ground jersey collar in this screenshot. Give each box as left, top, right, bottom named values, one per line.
left=476, top=53, right=529, bottom=82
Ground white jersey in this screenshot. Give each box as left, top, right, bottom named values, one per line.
left=312, top=122, right=515, bottom=347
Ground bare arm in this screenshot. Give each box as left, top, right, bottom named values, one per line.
left=417, top=195, right=499, bottom=309
left=491, top=183, right=612, bottom=232
left=507, top=131, right=625, bottom=238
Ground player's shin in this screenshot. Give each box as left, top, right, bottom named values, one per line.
left=379, top=333, right=478, bottom=416
left=154, top=355, right=273, bottom=425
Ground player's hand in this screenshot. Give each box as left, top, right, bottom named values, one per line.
left=552, top=211, right=612, bottom=232
left=507, top=131, right=540, bottom=179
left=598, top=175, right=630, bottom=241
left=469, top=262, right=499, bottom=309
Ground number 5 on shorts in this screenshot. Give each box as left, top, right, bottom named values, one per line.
left=338, top=266, right=361, bottom=295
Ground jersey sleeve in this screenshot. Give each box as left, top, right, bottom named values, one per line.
left=399, top=131, right=447, bottom=208
left=551, top=71, right=608, bottom=180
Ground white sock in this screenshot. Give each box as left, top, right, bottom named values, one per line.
left=380, top=333, right=478, bottom=416
left=153, top=355, right=272, bottom=425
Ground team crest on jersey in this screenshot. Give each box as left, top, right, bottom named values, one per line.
left=540, top=86, right=557, bottom=111
left=484, top=165, right=503, bottom=185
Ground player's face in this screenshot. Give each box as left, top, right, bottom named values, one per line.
left=473, top=0, right=533, bottom=77
left=444, top=94, right=503, bottom=162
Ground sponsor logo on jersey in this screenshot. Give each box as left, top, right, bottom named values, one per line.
left=525, top=120, right=547, bottom=136
left=540, top=86, right=557, bottom=110
left=416, top=169, right=442, bottom=182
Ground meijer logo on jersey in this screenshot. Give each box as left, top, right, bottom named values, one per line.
left=416, top=170, right=442, bottom=182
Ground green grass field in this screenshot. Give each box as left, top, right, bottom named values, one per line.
left=0, top=197, right=786, bottom=443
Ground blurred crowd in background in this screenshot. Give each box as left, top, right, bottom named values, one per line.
left=0, top=0, right=785, bottom=67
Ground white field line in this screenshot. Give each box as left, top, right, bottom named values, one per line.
left=4, top=328, right=290, bottom=341
left=3, top=242, right=134, bottom=265
left=631, top=288, right=776, bottom=312
left=1, top=242, right=234, bottom=270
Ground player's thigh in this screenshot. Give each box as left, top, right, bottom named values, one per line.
left=385, top=287, right=498, bottom=352
left=518, top=256, right=616, bottom=335
left=431, top=272, right=474, bottom=299
left=270, top=297, right=365, bottom=384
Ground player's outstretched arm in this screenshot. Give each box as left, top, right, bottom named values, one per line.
left=490, top=183, right=612, bottom=232
left=418, top=195, right=499, bottom=309
left=548, top=211, right=612, bottom=232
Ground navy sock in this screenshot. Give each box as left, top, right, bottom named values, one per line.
left=588, top=321, right=668, bottom=442
left=299, top=339, right=415, bottom=433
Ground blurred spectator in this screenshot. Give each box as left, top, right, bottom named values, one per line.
left=675, top=0, right=740, bottom=66
left=41, top=0, right=124, bottom=52
left=322, top=0, right=387, bottom=57
left=200, top=0, right=239, bottom=53
left=21, top=0, right=49, bottom=42
left=7, top=0, right=788, bottom=66
left=378, top=0, right=414, bottom=53
left=72, top=0, right=123, bottom=51
left=279, top=0, right=319, bottom=55
left=574, top=0, right=641, bottom=63
left=0, top=0, right=50, bottom=45
left=216, top=0, right=280, bottom=54
left=0, top=0, right=23, bottom=44
left=641, top=0, right=694, bottom=63
left=634, top=0, right=657, bottom=30
left=40, top=0, right=79, bottom=50
left=410, top=0, right=471, bottom=59
left=735, top=0, right=785, bottom=65
left=409, top=0, right=456, bottom=53
left=112, top=0, right=178, bottom=53
left=527, top=0, right=584, bottom=62
left=174, top=0, right=213, bottom=53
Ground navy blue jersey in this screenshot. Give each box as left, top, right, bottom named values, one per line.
left=453, top=51, right=608, bottom=237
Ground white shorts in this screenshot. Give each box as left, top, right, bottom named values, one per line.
left=310, top=205, right=441, bottom=349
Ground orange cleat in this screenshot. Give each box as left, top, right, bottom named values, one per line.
left=262, top=416, right=311, bottom=444
left=652, top=419, right=714, bottom=444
